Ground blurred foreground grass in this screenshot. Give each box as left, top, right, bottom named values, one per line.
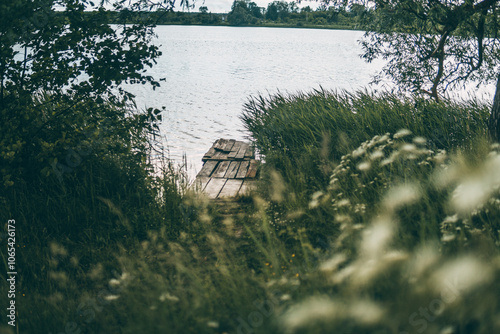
left=1, top=90, right=500, bottom=334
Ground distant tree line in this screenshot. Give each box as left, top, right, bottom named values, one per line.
left=105, top=2, right=370, bottom=28
left=227, top=1, right=370, bottom=27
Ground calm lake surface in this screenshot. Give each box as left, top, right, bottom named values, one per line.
left=124, top=25, right=491, bottom=178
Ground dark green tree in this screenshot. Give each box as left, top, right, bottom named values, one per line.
left=248, top=2, right=264, bottom=18
left=228, top=1, right=262, bottom=25
left=266, top=1, right=290, bottom=21
left=228, top=1, right=252, bottom=25
left=335, top=0, right=500, bottom=140
left=0, top=0, right=171, bottom=187
left=266, top=2, right=279, bottom=20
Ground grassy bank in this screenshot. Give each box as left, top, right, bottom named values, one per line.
left=2, top=90, right=500, bottom=333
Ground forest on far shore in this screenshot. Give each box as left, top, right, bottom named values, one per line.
left=107, top=1, right=369, bottom=29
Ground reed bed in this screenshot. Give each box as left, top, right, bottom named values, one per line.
left=1, top=90, right=499, bottom=334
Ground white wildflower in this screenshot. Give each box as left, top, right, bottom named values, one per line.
left=336, top=199, right=350, bottom=207
left=320, top=254, right=347, bottom=273
left=383, top=183, right=421, bottom=211
left=401, top=143, right=417, bottom=152
left=442, top=214, right=459, bottom=224
left=348, top=300, right=385, bottom=324
left=109, top=279, right=121, bottom=287
left=431, top=256, right=493, bottom=295
left=370, top=150, right=384, bottom=160
left=352, top=146, right=367, bottom=158
left=361, top=218, right=394, bottom=256
left=376, top=134, right=390, bottom=143
left=357, top=161, right=371, bottom=171
left=434, top=150, right=448, bottom=164
left=309, top=191, right=324, bottom=209
left=159, top=293, right=179, bottom=302
left=282, top=297, right=338, bottom=331
left=440, top=326, right=455, bottom=334
left=380, top=157, right=394, bottom=166
left=394, top=129, right=412, bottom=138
left=207, top=321, right=219, bottom=328
left=441, top=233, right=456, bottom=242
left=311, top=191, right=323, bottom=200
left=413, top=136, right=427, bottom=145
left=451, top=155, right=500, bottom=213
left=104, top=295, right=120, bottom=301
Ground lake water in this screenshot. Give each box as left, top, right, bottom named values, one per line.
left=124, top=25, right=493, bottom=178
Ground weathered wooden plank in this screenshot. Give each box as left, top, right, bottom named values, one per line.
left=193, top=176, right=210, bottom=191
left=211, top=139, right=222, bottom=150
left=218, top=179, right=243, bottom=198
left=197, top=160, right=218, bottom=178
left=212, top=150, right=230, bottom=160
left=202, top=146, right=217, bottom=161
left=204, top=178, right=226, bottom=199
left=222, top=139, right=236, bottom=152
left=224, top=161, right=241, bottom=179
left=246, top=159, right=259, bottom=178
left=228, top=141, right=243, bottom=158
left=214, top=139, right=228, bottom=151
left=235, top=143, right=250, bottom=160
left=212, top=160, right=231, bottom=178
left=236, top=160, right=250, bottom=178
left=238, top=180, right=257, bottom=196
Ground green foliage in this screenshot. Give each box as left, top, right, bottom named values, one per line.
left=241, top=89, right=488, bottom=195
left=6, top=133, right=500, bottom=334
left=0, top=0, right=170, bottom=189
left=2, top=84, right=500, bottom=333
left=280, top=135, right=500, bottom=334
left=355, top=0, right=500, bottom=99
left=2, top=1, right=500, bottom=332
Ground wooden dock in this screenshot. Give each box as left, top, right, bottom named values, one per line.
left=195, top=139, right=259, bottom=199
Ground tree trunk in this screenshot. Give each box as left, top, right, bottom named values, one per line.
left=489, top=73, right=500, bottom=142
left=488, top=74, right=500, bottom=142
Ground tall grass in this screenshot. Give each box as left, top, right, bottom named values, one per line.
left=5, top=132, right=499, bottom=334
left=2, top=90, right=500, bottom=334
left=279, top=135, right=500, bottom=334
left=241, top=89, right=489, bottom=194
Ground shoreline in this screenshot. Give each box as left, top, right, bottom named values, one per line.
left=149, top=22, right=364, bottom=31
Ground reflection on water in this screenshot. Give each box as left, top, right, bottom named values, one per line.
left=123, top=25, right=493, bottom=178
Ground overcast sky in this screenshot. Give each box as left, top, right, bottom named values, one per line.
left=178, top=0, right=321, bottom=13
